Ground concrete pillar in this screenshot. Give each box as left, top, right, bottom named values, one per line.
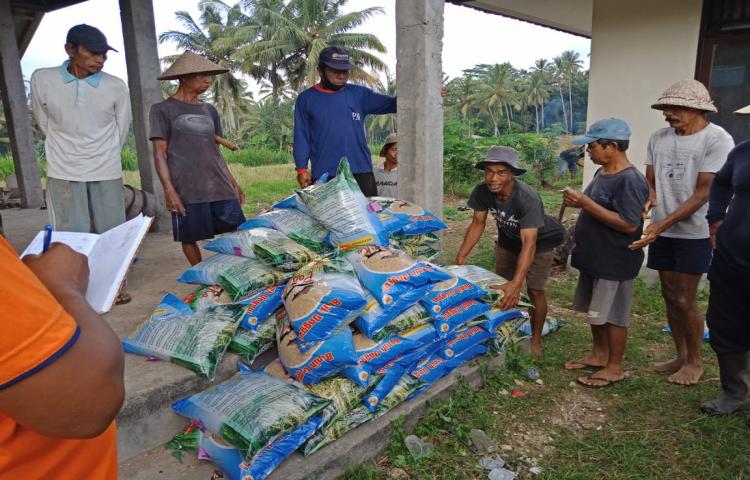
left=0, top=0, right=44, bottom=208
left=395, top=0, right=445, bottom=218
left=119, top=0, right=168, bottom=229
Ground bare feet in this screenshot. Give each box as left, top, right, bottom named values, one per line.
left=577, top=366, right=626, bottom=388
left=666, top=363, right=703, bottom=385
left=530, top=338, right=544, bottom=359
left=647, top=357, right=684, bottom=373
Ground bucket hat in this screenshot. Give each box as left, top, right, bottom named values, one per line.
left=318, top=46, right=356, bottom=71
left=651, top=79, right=717, bottom=112
left=158, top=51, right=228, bottom=80
left=474, top=146, right=526, bottom=175
left=572, top=118, right=631, bottom=144
left=380, top=132, right=399, bottom=156
left=66, top=24, right=117, bottom=53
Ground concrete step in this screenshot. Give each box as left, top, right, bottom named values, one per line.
left=120, top=354, right=506, bottom=480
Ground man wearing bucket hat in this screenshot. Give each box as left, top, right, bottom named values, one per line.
left=374, top=132, right=399, bottom=197
left=293, top=46, right=397, bottom=196
left=700, top=104, right=750, bottom=415
left=455, top=146, right=565, bottom=357
left=150, top=51, right=246, bottom=265
left=31, top=24, right=130, bottom=236
left=561, top=118, right=649, bottom=388
left=629, top=79, right=734, bottom=385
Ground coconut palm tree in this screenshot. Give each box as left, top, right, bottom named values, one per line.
left=473, top=63, right=517, bottom=135
left=524, top=71, right=551, bottom=133
left=233, top=0, right=388, bottom=93
left=559, top=50, right=583, bottom=132
left=553, top=55, right=569, bottom=133
left=531, top=58, right=553, bottom=129
left=159, top=1, right=248, bottom=133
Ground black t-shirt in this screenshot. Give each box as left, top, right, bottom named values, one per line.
left=560, top=147, right=584, bottom=166
left=571, top=166, right=650, bottom=280
left=468, top=179, right=566, bottom=253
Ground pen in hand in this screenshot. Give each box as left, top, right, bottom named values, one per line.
left=42, top=224, right=53, bottom=253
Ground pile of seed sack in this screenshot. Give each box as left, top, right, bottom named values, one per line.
left=122, top=160, right=536, bottom=480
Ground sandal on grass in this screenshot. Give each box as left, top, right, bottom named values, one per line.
left=564, top=360, right=605, bottom=371
left=576, top=374, right=628, bottom=389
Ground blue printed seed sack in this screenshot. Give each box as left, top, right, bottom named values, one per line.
left=419, top=269, right=486, bottom=314
left=123, top=293, right=246, bottom=380
left=171, top=370, right=331, bottom=459
left=239, top=208, right=332, bottom=255
left=353, top=287, right=431, bottom=339
left=296, top=159, right=388, bottom=250
left=346, top=246, right=451, bottom=307
left=431, top=299, right=491, bottom=338
left=276, top=311, right=358, bottom=384
left=204, top=227, right=317, bottom=272
left=350, top=331, right=420, bottom=373
left=369, top=197, right=447, bottom=235
left=229, top=310, right=278, bottom=365
left=184, top=285, right=232, bottom=311
left=444, top=264, right=533, bottom=307
left=282, top=262, right=367, bottom=346
left=177, top=254, right=251, bottom=286
left=469, top=307, right=526, bottom=332
left=438, top=325, right=492, bottom=360
left=363, top=364, right=408, bottom=412
left=236, top=285, right=284, bottom=330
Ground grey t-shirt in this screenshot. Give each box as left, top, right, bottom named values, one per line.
left=468, top=179, right=565, bottom=253
left=572, top=167, right=650, bottom=281
left=646, top=123, right=734, bottom=239
left=374, top=166, right=398, bottom=198
left=149, top=97, right=236, bottom=204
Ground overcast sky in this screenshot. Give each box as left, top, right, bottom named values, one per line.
left=20, top=0, right=590, bottom=88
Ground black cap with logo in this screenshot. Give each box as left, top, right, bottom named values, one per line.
left=318, top=46, right=356, bottom=71
left=66, top=24, right=117, bottom=53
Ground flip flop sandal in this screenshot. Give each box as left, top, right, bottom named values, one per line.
left=576, top=374, right=627, bottom=389
left=115, top=292, right=132, bottom=305
left=564, top=360, right=604, bottom=371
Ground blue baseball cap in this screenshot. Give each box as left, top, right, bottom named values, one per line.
left=572, top=118, right=631, bottom=145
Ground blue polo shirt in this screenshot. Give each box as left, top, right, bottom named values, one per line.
left=293, top=83, right=396, bottom=180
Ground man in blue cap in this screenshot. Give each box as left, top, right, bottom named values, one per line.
left=293, top=46, right=396, bottom=196
left=561, top=118, right=649, bottom=388
left=455, top=146, right=565, bottom=357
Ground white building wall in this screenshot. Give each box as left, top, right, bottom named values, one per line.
left=584, top=0, right=703, bottom=184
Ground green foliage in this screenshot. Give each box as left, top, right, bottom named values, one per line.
left=0, top=154, right=14, bottom=180
left=121, top=147, right=139, bottom=171
left=224, top=148, right=292, bottom=168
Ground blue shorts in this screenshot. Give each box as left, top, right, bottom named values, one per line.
left=172, top=199, right=245, bottom=244
left=646, top=236, right=712, bottom=274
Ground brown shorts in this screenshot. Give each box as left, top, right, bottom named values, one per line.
left=495, top=245, right=555, bottom=291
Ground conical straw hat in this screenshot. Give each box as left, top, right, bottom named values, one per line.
left=158, top=51, right=228, bottom=80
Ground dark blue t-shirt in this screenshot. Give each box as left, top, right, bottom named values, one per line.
left=571, top=166, right=649, bottom=280
left=293, top=84, right=397, bottom=180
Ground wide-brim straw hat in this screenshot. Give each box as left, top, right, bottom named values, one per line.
left=651, top=79, right=717, bottom=113
left=379, top=132, right=399, bottom=156
left=735, top=104, right=750, bottom=115
left=158, top=51, right=228, bottom=80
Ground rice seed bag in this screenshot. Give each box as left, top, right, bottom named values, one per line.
left=400, top=244, right=441, bottom=263
left=377, top=373, right=426, bottom=413
left=239, top=208, right=332, bottom=255
left=444, top=264, right=533, bottom=308
left=346, top=246, right=451, bottom=307
left=469, top=307, right=525, bottom=333
left=302, top=406, right=375, bottom=457
left=205, top=227, right=317, bottom=272
left=184, top=285, right=233, bottom=311
left=363, top=364, right=407, bottom=412
left=229, top=314, right=277, bottom=365
left=236, top=285, right=284, bottom=330
left=419, top=269, right=486, bottom=315
left=172, top=370, right=331, bottom=459
left=409, top=352, right=454, bottom=386
left=487, top=314, right=528, bottom=354
left=391, top=232, right=439, bottom=247
left=438, top=325, right=492, bottom=360
left=431, top=299, right=491, bottom=338
left=296, top=159, right=388, bottom=250
left=282, top=262, right=367, bottom=346
left=217, top=257, right=288, bottom=301
left=352, top=287, right=431, bottom=340
left=369, top=197, right=447, bottom=235
left=408, top=344, right=488, bottom=401
left=123, top=294, right=246, bottom=380
left=276, top=312, right=358, bottom=384
left=349, top=331, right=420, bottom=373
left=177, top=254, right=250, bottom=286
left=369, top=303, right=431, bottom=342
left=519, top=317, right=565, bottom=337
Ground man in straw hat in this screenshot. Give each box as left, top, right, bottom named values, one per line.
left=374, top=132, right=399, bottom=197
left=700, top=104, right=750, bottom=415
left=455, top=146, right=565, bottom=357
left=150, top=51, right=246, bottom=265
left=629, top=79, right=734, bottom=385
left=31, top=24, right=132, bottom=304
left=293, top=46, right=397, bottom=196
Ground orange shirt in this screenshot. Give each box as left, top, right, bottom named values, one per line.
left=0, top=236, right=117, bottom=479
